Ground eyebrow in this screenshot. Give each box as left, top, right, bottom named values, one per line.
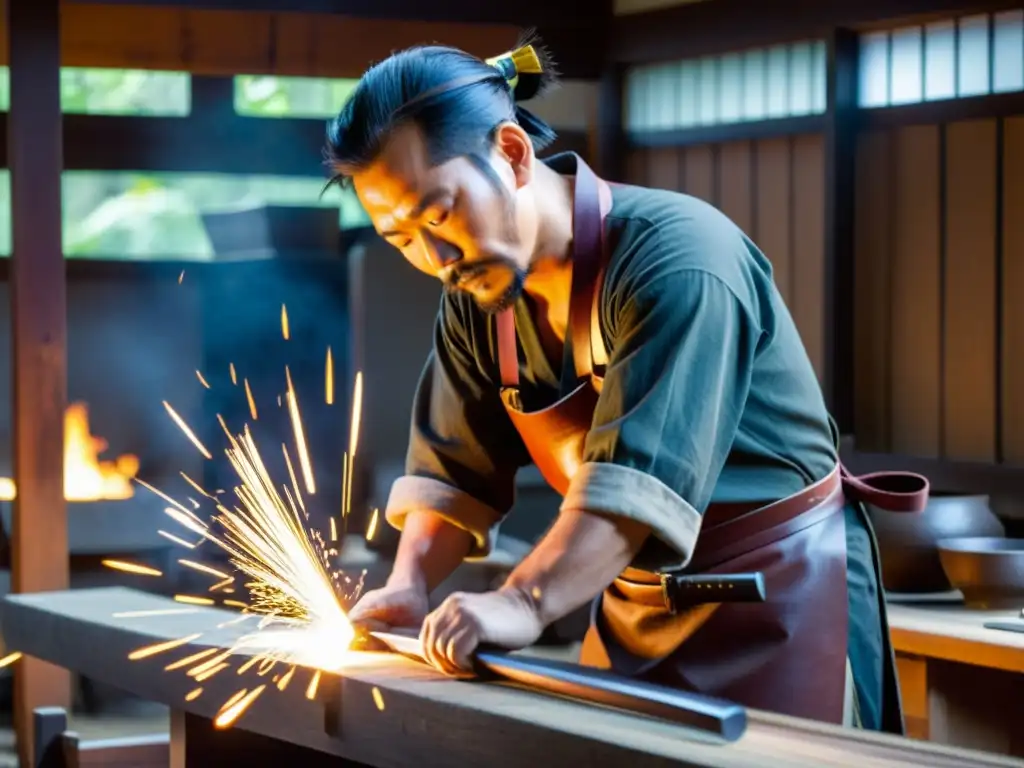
left=380, top=187, right=449, bottom=238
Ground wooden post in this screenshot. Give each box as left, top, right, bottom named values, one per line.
left=6, top=0, right=72, bottom=764
left=823, top=28, right=860, bottom=435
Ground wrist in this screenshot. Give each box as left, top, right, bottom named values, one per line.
left=499, top=580, right=547, bottom=624
left=386, top=565, right=428, bottom=594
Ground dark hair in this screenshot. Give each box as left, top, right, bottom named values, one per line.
left=323, top=33, right=560, bottom=190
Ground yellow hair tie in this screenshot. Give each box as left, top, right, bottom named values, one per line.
left=486, top=44, right=543, bottom=92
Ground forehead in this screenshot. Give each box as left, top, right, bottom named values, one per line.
left=354, top=124, right=450, bottom=211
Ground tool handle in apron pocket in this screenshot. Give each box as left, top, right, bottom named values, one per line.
left=660, top=572, right=767, bottom=614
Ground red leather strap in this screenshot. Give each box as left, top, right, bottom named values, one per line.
left=496, top=154, right=611, bottom=388
left=839, top=464, right=930, bottom=513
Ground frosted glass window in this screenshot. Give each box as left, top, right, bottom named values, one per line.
left=924, top=20, right=957, bottom=100
left=957, top=14, right=991, bottom=97
left=650, top=64, right=678, bottom=130
left=993, top=10, right=1024, bottom=93
left=765, top=45, right=790, bottom=117
left=859, top=31, right=891, bottom=107
left=741, top=49, right=767, bottom=120
left=890, top=26, right=924, bottom=105
left=718, top=53, right=744, bottom=123
left=811, top=40, right=828, bottom=113
left=697, top=57, right=718, bottom=125
left=676, top=61, right=701, bottom=128
left=624, top=67, right=649, bottom=132
left=788, top=42, right=814, bottom=115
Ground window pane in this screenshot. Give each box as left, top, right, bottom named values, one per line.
left=650, top=64, right=679, bottom=130
left=787, top=42, right=814, bottom=115
left=741, top=48, right=767, bottom=121
left=958, top=14, right=991, bottom=97
left=811, top=40, right=828, bottom=113
left=993, top=10, right=1024, bottom=93
left=924, top=20, right=957, bottom=100
left=0, top=171, right=368, bottom=260
left=677, top=61, right=701, bottom=128
left=718, top=53, right=744, bottom=123
left=697, top=57, right=718, bottom=125
left=0, top=66, right=190, bottom=115
left=234, top=75, right=358, bottom=119
left=859, top=31, right=890, bottom=107
left=890, top=26, right=924, bottom=105
left=765, top=45, right=790, bottom=117
left=625, top=66, right=651, bottom=132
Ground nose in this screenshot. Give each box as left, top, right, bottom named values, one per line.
left=423, top=232, right=462, bottom=271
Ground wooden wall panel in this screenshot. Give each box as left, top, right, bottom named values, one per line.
left=944, top=120, right=999, bottom=463
left=853, top=131, right=893, bottom=453
left=1003, top=117, right=1024, bottom=466
left=717, top=141, right=754, bottom=235
left=0, top=4, right=521, bottom=78
left=754, top=138, right=793, bottom=306
left=890, top=125, right=942, bottom=458
left=682, top=146, right=716, bottom=203
left=625, top=149, right=647, bottom=185
left=790, top=134, right=826, bottom=380
left=645, top=148, right=682, bottom=191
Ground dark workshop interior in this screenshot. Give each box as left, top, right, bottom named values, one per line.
left=0, top=0, right=1023, bottom=766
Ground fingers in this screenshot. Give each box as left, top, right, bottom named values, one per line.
left=420, top=594, right=480, bottom=677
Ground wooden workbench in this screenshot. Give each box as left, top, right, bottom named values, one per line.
left=887, top=594, right=1024, bottom=757
left=3, top=588, right=1023, bottom=768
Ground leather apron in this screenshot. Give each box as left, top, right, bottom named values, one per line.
left=495, top=156, right=930, bottom=732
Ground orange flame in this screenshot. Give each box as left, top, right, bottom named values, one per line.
left=0, top=402, right=139, bottom=502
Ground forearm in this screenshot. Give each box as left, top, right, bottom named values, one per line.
left=388, top=509, right=475, bottom=594
left=502, top=509, right=650, bottom=627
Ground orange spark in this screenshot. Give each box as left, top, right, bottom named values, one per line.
left=284, top=366, right=315, bottom=494
left=128, top=634, right=203, bottom=661
left=325, top=347, right=334, bottom=404
left=162, top=401, right=213, bottom=459
left=281, top=305, right=290, bottom=341
left=196, top=371, right=211, bottom=389
left=102, top=559, right=162, bottom=578
left=215, top=685, right=266, bottom=729
left=244, top=379, right=258, bottom=421
left=306, top=670, right=322, bottom=700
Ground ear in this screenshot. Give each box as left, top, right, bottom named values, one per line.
left=493, top=122, right=535, bottom=189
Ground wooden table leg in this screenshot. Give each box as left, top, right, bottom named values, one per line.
left=170, top=709, right=372, bottom=767
left=896, top=652, right=1024, bottom=757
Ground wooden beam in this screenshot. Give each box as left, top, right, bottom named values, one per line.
left=822, top=29, right=859, bottom=434
left=0, top=4, right=603, bottom=79
left=60, top=0, right=598, bottom=27
left=6, top=0, right=73, bottom=765
left=0, top=109, right=593, bottom=174
left=629, top=116, right=826, bottom=149
left=2, top=588, right=1021, bottom=768
left=609, top=0, right=1024, bottom=64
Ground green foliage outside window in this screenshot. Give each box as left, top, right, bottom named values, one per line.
left=0, top=69, right=371, bottom=260
left=234, top=75, right=359, bottom=119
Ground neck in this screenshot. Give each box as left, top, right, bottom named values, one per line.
left=523, top=163, right=575, bottom=305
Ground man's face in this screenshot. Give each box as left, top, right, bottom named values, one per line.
left=352, top=123, right=537, bottom=314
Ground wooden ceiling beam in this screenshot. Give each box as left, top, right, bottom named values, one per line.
left=61, top=0, right=597, bottom=27
left=0, top=4, right=604, bottom=79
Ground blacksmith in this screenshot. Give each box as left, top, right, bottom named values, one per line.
left=325, top=39, right=928, bottom=733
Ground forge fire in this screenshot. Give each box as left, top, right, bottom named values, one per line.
left=0, top=402, right=139, bottom=502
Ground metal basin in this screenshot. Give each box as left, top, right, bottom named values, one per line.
left=937, top=537, right=1024, bottom=610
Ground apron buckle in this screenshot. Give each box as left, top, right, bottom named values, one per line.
left=659, top=572, right=768, bottom=614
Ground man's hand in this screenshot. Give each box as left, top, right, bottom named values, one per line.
left=420, top=587, right=543, bottom=675
left=348, top=580, right=430, bottom=633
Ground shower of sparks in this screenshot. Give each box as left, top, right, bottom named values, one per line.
left=285, top=367, right=316, bottom=495
left=325, top=348, right=334, bottom=405
left=120, top=350, right=376, bottom=730
left=102, top=559, right=163, bottom=578
left=281, top=305, right=290, bottom=341
left=162, top=401, right=213, bottom=460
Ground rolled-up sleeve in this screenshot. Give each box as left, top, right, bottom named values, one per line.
left=385, top=297, right=528, bottom=557
left=563, top=237, right=761, bottom=569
